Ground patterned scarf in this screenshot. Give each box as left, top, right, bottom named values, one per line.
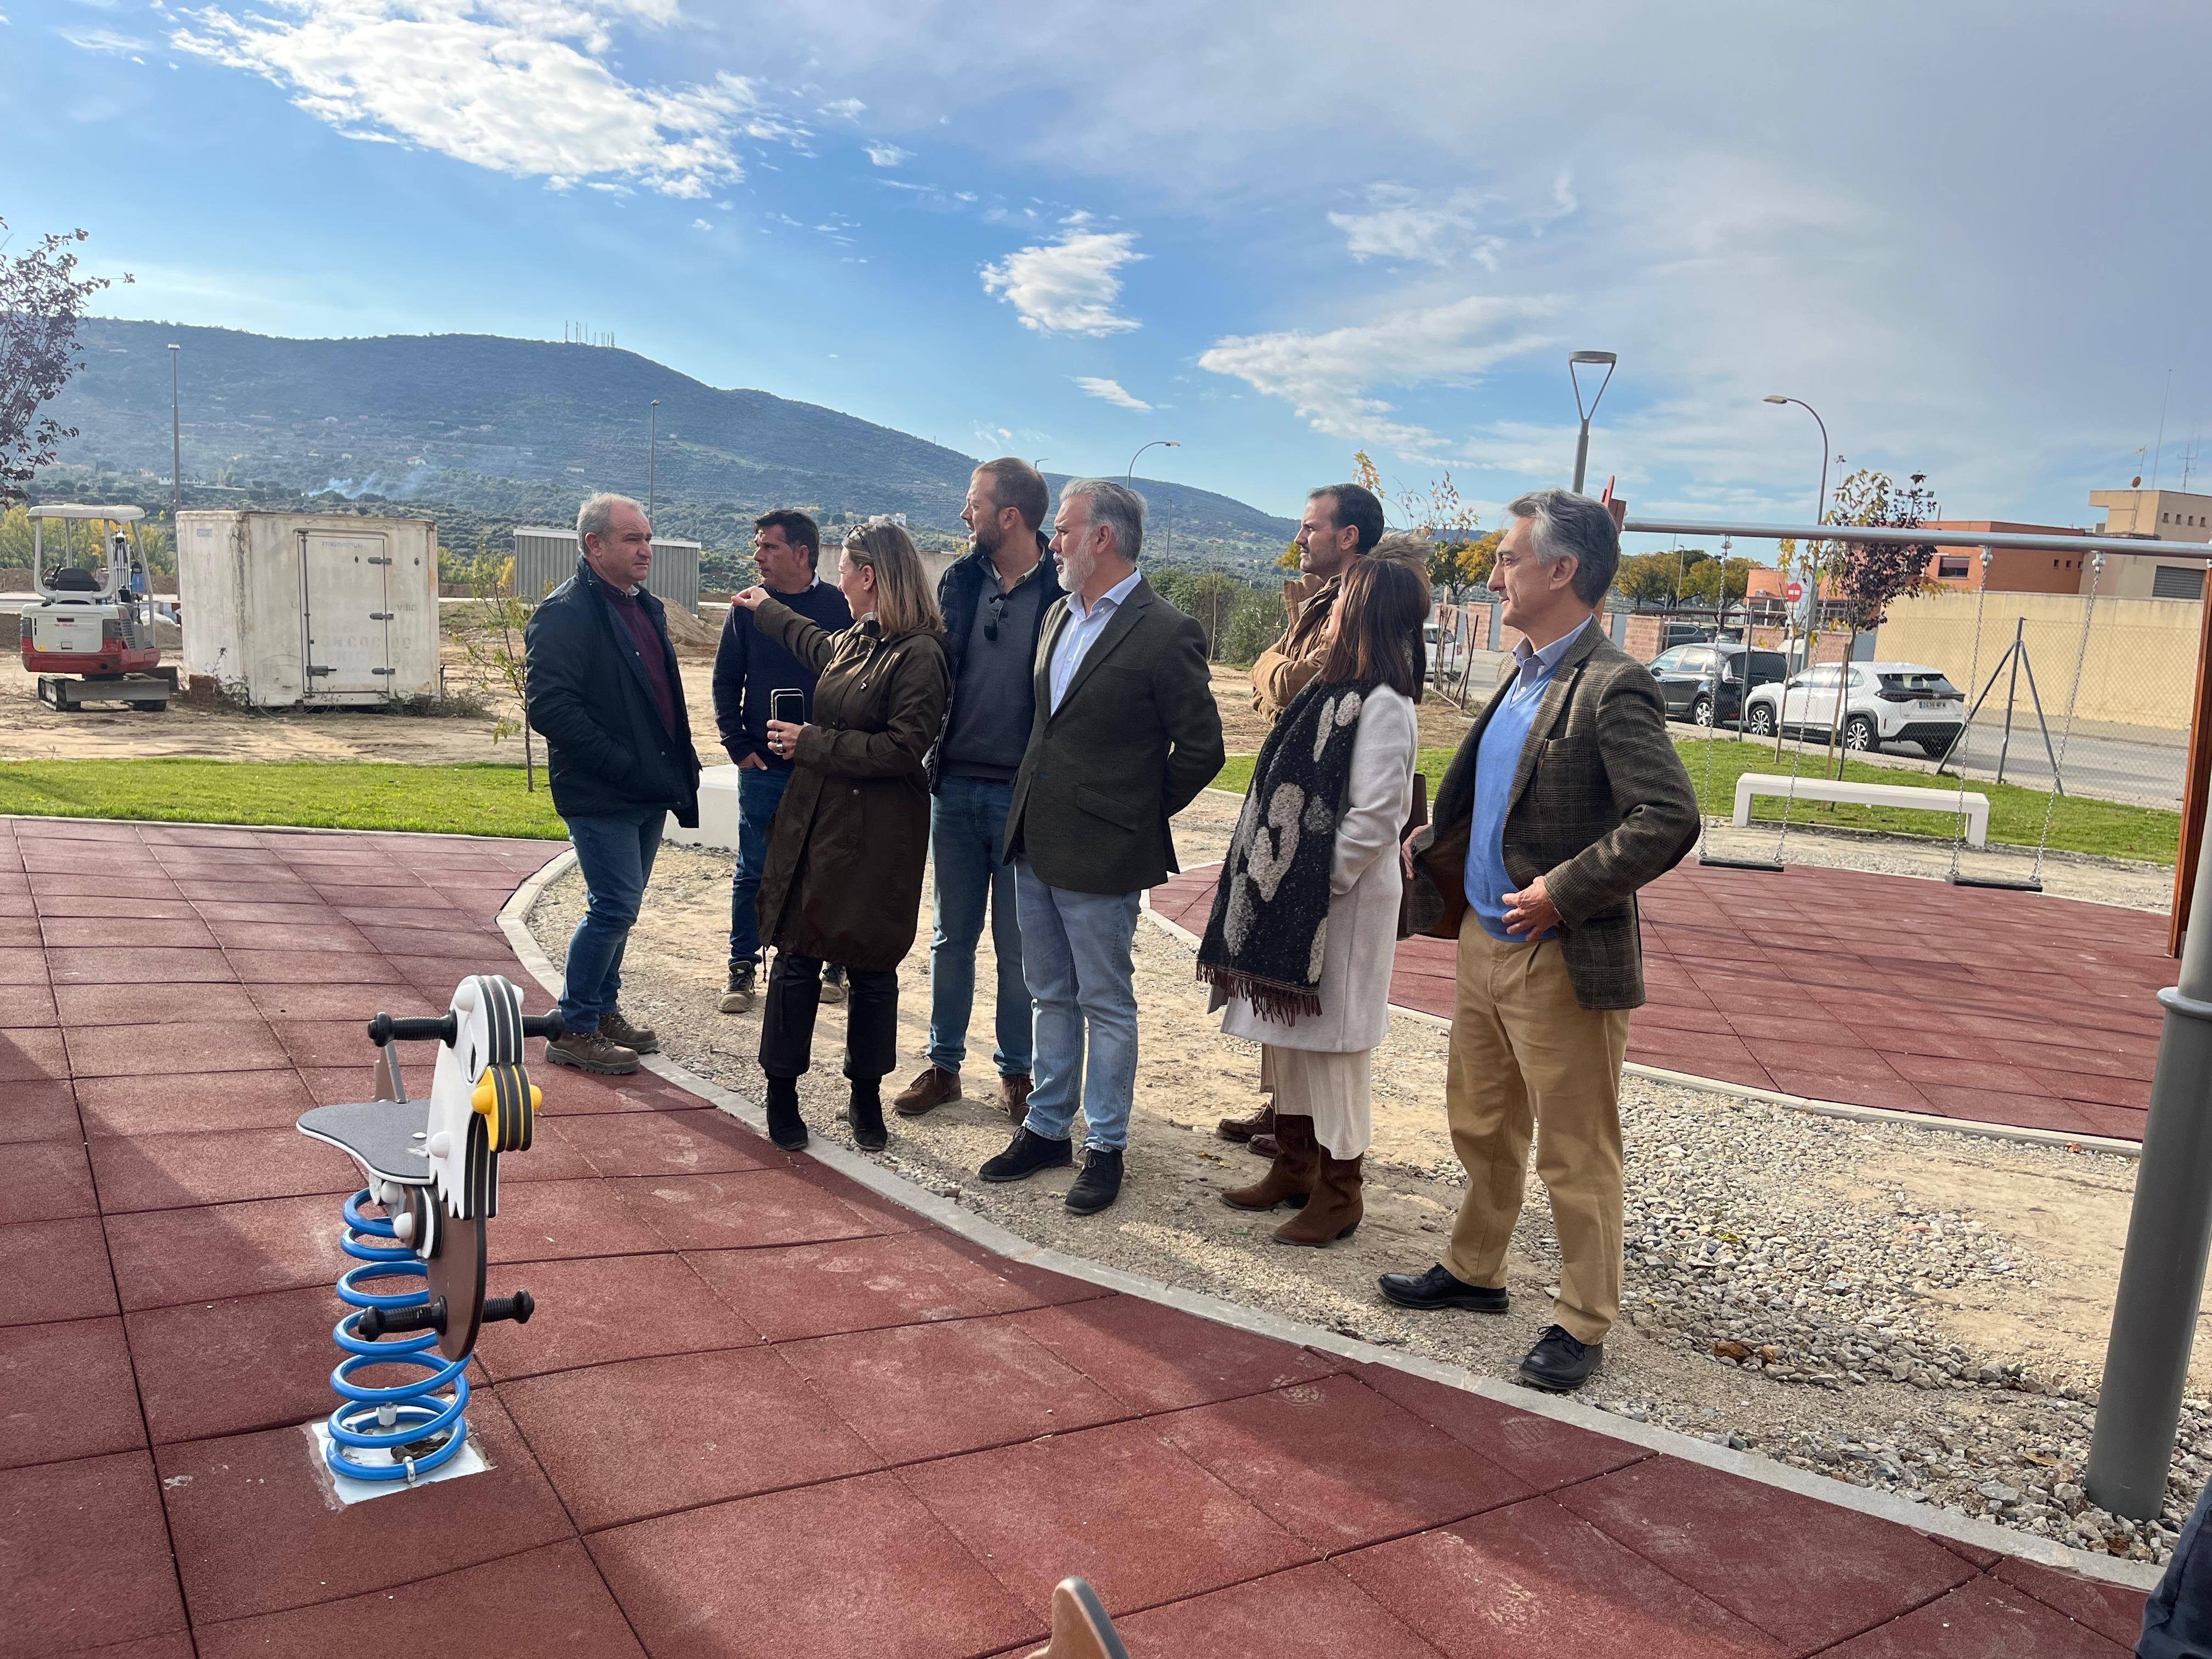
left=1197, top=675, right=1378, bottom=1024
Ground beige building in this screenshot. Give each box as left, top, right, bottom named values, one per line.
left=2086, top=488, right=2212, bottom=600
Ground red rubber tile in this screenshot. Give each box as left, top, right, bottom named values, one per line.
left=1338, top=1497, right=1784, bottom=1658
left=487, top=1176, right=670, bottom=1264
left=504, top=1346, right=882, bottom=1530
left=20, top=847, right=165, bottom=875
left=166, top=881, right=316, bottom=907
left=1915, top=1086, right=2097, bottom=1134
left=611, top=1169, right=893, bottom=1251
left=295, top=1063, right=400, bottom=1107
left=89, top=1127, right=359, bottom=1214
left=42, top=917, right=219, bottom=949
left=64, top=1019, right=291, bottom=1079
left=0, top=1028, right=70, bottom=1081
left=902, top=1417, right=1316, bottom=1618
left=1115, top=1561, right=1444, bottom=1657
left=126, top=1285, right=349, bottom=1444
left=105, top=1193, right=348, bottom=1311
left=193, top=899, right=348, bottom=924
left=533, top=1066, right=698, bottom=1115
left=193, top=1538, right=646, bottom=1659
left=1356, top=1364, right=1649, bottom=1492
left=1761, top=1070, right=1934, bottom=1114
left=1009, top=1295, right=1341, bottom=1412
left=0, top=1451, right=187, bottom=1656
left=470, top=1251, right=760, bottom=1381
left=1849, top=1025, right=2008, bottom=1065
left=0, top=1317, right=146, bottom=1470
left=204, top=920, right=370, bottom=953
left=242, top=980, right=441, bottom=1022
left=155, top=1396, right=571, bottom=1625
left=0, top=984, right=59, bottom=1026
left=2026, top=1069, right=2151, bottom=1110
left=225, top=948, right=405, bottom=985
left=28, top=874, right=182, bottom=902
left=785, top=1314, right=1124, bottom=1463
left=53, top=981, right=262, bottom=1026
left=76, top=1067, right=314, bottom=1137
left=1990, top=1557, right=2147, bottom=1649
left=590, top=1470, right=1037, bottom=1659
left=0, top=1078, right=81, bottom=1144
left=264, top=1019, right=383, bottom=1068
left=0, top=1139, right=97, bottom=1224
left=2001, top=1040, right=2158, bottom=1084
left=389, top=953, right=533, bottom=991
left=1154, top=1374, right=1534, bottom=1551
left=1819, top=1575, right=2128, bottom=1656
left=0, top=1217, right=120, bottom=1325
left=685, top=1232, right=1083, bottom=1342
left=2068, top=1103, right=2149, bottom=1141
left=356, top=926, right=505, bottom=958
left=1885, top=1052, right=2055, bottom=1096
left=555, top=1107, right=771, bottom=1177
left=1554, top=1455, right=1978, bottom=1650
left=495, top=1121, right=601, bottom=1183
left=47, top=947, right=237, bottom=985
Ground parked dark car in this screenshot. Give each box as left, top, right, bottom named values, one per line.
left=1646, top=642, right=1788, bottom=730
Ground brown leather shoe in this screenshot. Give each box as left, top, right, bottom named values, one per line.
left=1222, top=1114, right=1316, bottom=1211
left=999, top=1071, right=1032, bottom=1123
left=1217, top=1103, right=1274, bottom=1143
left=1276, top=1152, right=1363, bottom=1246
left=893, top=1064, right=961, bottom=1118
left=1248, top=1132, right=1281, bottom=1159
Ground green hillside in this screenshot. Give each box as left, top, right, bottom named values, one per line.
left=38, top=319, right=1297, bottom=576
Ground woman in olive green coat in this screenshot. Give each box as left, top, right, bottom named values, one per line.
left=730, top=522, right=951, bottom=1153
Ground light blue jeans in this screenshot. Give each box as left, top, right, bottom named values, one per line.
left=727, top=763, right=792, bottom=971
left=561, top=805, right=665, bottom=1034
left=1013, top=859, right=1140, bottom=1152
left=927, top=777, right=1031, bottom=1077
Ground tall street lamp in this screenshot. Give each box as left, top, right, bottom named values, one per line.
left=1762, top=394, right=1831, bottom=532
left=168, top=343, right=182, bottom=529
left=1568, top=351, right=1616, bottom=494
left=647, top=399, right=662, bottom=518
left=1126, top=438, right=1180, bottom=482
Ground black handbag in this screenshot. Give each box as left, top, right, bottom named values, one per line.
left=1396, top=773, right=1432, bottom=940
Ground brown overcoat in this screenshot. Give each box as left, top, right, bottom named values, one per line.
left=752, top=598, right=951, bottom=972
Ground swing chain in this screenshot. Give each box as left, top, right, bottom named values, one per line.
left=1945, top=549, right=1996, bottom=883
left=2029, top=552, right=2102, bottom=885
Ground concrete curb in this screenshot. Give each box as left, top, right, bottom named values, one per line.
left=501, top=848, right=2162, bottom=1594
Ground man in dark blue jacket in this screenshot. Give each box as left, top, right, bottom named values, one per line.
left=711, top=509, right=852, bottom=1014
left=524, top=493, right=702, bottom=1074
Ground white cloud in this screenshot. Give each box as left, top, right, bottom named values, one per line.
left=980, top=220, right=1142, bottom=335
left=863, top=140, right=909, bottom=167
left=1199, top=294, right=1560, bottom=457
left=1329, top=185, right=1500, bottom=268
left=58, top=24, right=150, bottom=51
left=170, top=0, right=803, bottom=198
left=817, top=95, right=865, bottom=119
left=691, top=216, right=711, bottom=229
left=1072, top=376, right=1149, bottom=411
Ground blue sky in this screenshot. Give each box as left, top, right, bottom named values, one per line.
left=7, top=0, right=2210, bottom=550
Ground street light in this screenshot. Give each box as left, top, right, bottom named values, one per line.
left=1762, top=394, right=1831, bottom=531
left=1126, top=439, right=1180, bottom=483
left=647, top=399, right=662, bottom=518
left=1568, top=351, right=1616, bottom=494
left=168, top=344, right=182, bottom=529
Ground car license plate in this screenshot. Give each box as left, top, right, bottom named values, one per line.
left=1918, top=700, right=1950, bottom=711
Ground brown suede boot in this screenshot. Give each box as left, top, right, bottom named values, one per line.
left=1274, top=1151, right=1363, bottom=1245
left=1217, top=1102, right=1273, bottom=1143
left=1222, top=1114, right=1316, bottom=1211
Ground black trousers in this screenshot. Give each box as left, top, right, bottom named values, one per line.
left=759, top=950, right=899, bottom=1082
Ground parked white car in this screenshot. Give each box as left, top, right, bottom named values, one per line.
left=1741, top=660, right=1966, bottom=759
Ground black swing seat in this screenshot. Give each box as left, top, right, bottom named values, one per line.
left=298, top=1099, right=435, bottom=1188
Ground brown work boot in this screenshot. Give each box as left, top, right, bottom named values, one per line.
left=1217, top=1102, right=1274, bottom=1143
left=893, top=1064, right=961, bottom=1118
left=1248, top=1132, right=1281, bottom=1159
left=544, top=1028, right=640, bottom=1076
left=1222, top=1114, right=1317, bottom=1211
left=999, top=1071, right=1032, bottom=1124
left=600, top=1008, right=659, bottom=1054
left=1275, top=1151, right=1363, bottom=1246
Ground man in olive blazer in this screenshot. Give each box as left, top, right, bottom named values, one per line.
left=983, top=478, right=1224, bottom=1215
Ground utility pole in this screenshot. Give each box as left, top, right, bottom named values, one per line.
left=168, top=343, right=182, bottom=530
left=647, top=399, right=661, bottom=518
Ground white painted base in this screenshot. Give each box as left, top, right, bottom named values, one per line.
left=308, top=1419, right=489, bottom=1505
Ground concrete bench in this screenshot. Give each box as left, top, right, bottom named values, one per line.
left=1732, top=771, right=1989, bottom=848
left=665, top=763, right=746, bottom=852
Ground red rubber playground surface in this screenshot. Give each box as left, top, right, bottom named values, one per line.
left=1154, top=859, right=2170, bottom=1143
left=0, top=817, right=2155, bottom=1656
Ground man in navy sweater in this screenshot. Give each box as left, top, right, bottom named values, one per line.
left=711, top=510, right=853, bottom=1013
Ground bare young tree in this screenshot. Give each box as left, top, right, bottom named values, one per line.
left=1815, top=466, right=1938, bottom=777
left=0, top=223, right=129, bottom=503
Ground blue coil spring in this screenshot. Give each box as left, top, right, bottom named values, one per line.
left=325, top=1187, right=469, bottom=1481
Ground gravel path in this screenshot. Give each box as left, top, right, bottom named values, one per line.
left=529, top=788, right=2199, bottom=1567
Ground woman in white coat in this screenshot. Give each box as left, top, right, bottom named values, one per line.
left=1196, top=557, right=1426, bottom=1245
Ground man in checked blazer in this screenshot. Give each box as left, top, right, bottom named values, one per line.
left=1381, top=488, right=1698, bottom=1393
left=979, top=478, right=1225, bottom=1216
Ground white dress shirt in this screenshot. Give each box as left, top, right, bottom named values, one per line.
left=1048, top=566, right=1142, bottom=713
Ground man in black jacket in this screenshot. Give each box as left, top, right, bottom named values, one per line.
left=524, top=493, right=702, bottom=1074
left=893, top=459, right=1061, bottom=1125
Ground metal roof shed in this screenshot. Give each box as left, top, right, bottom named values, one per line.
left=512, top=526, right=702, bottom=614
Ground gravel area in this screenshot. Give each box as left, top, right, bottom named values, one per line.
left=529, top=786, right=2199, bottom=1567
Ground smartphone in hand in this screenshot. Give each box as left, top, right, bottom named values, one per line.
left=769, top=688, right=804, bottom=726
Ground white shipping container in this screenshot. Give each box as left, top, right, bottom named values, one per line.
left=176, top=510, right=439, bottom=707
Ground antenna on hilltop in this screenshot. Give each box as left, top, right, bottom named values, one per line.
left=2183, top=428, right=2202, bottom=495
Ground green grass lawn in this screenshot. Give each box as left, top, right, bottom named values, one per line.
left=0, top=759, right=568, bottom=839
left=1213, top=738, right=2181, bottom=867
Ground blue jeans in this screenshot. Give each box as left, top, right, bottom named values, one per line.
left=2141, top=1475, right=2212, bottom=1657
left=727, top=763, right=792, bottom=971
left=1014, top=859, right=1139, bottom=1152
left=561, top=805, right=665, bottom=1034
left=927, top=777, right=1031, bottom=1076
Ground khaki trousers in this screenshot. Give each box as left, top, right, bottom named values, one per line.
left=1442, top=913, right=1630, bottom=1345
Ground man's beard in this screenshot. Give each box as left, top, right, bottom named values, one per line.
left=1059, top=539, right=1097, bottom=597
left=972, top=518, right=1002, bottom=556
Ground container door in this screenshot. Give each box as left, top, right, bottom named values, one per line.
left=300, top=530, right=392, bottom=697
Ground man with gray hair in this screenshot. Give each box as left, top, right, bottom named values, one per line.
left=1381, top=488, right=1697, bottom=1393
left=525, top=492, right=702, bottom=1074
left=980, top=478, right=1224, bottom=1215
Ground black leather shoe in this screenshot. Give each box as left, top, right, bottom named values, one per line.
left=1517, top=1324, right=1602, bottom=1392
left=764, top=1075, right=807, bottom=1152
left=1377, top=1263, right=1509, bottom=1313
left=979, top=1126, right=1074, bottom=1183
left=1064, top=1147, right=1123, bottom=1215
left=846, top=1077, right=888, bottom=1152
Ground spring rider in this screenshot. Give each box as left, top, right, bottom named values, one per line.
left=296, top=974, right=562, bottom=1482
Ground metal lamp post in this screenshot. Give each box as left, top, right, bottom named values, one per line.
left=168, top=344, right=182, bottom=529
left=1764, top=394, right=1831, bottom=690
left=1126, top=439, right=1180, bottom=483
left=1568, top=351, right=1617, bottom=494
left=647, top=399, right=661, bottom=518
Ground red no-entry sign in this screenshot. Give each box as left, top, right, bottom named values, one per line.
left=1784, top=582, right=1804, bottom=602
